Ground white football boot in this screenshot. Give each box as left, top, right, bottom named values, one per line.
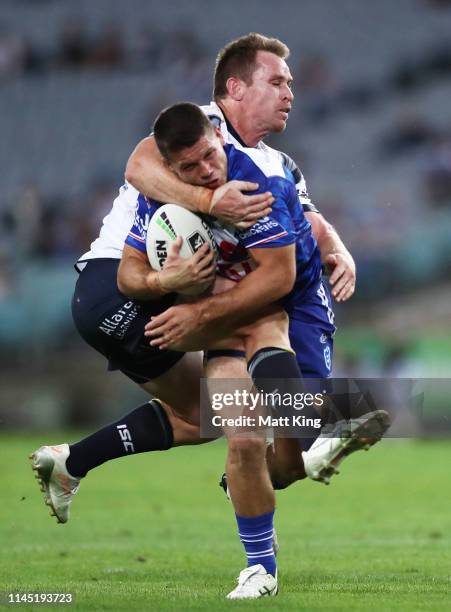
left=226, top=564, right=278, bottom=599
left=30, top=444, right=80, bottom=523
left=302, top=410, right=390, bottom=485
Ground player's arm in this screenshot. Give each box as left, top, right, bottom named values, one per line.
left=282, top=151, right=356, bottom=302
left=145, top=244, right=296, bottom=349
left=117, top=240, right=215, bottom=300
left=306, top=211, right=356, bottom=303
left=125, top=136, right=273, bottom=228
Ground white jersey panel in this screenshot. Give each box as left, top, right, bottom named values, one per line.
left=77, top=181, right=139, bottom=263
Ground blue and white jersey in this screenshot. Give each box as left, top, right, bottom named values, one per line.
left=126, top=143, right=322, bottom=306
left=211, top=144, right=322, bottom=304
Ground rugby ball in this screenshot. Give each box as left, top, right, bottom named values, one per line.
left=146, top=203, right=217, bottom=296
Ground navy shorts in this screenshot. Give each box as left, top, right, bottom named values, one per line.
left=72, top=259, right=184, bottom=384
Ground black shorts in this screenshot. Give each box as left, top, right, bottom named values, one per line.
left=71, top=258, right=184, bottom=384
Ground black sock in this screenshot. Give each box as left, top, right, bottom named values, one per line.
left=66, top=399, right=174, bottom=478
left=248, top=347, right=324, bottom=450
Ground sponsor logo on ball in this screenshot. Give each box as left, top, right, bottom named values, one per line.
left=156, top=212, right=176, bottom=240
left=187, top=231, right=206, bottom=254
left=155, top=239, right=168, bottom=268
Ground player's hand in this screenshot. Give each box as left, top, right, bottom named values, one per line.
left=210, top=180, right=274, bottom=229
left=157, top=237, right=216, bottom=294
left=145, top=303, right=202, bottom=350
left=324, top=252, right=356, bottom=302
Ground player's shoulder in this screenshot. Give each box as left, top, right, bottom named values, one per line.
left=261, top=144, right=318, bottom=212
left=115, top=180, right=141, bottom=205
left=260, top=143, right=303, bottom=183
left=229, top=143, right=287, bottom=180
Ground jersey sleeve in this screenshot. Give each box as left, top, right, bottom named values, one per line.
left=238, top=178, right=298, bottom=249
left=280, top=151, right=319, bottom=214
left=125, top=194, right=157, bottom=253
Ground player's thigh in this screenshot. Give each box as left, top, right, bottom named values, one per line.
left=238, top=306, right=291, bottom=358
left=213, top=287, right=291, bottom=358
left=141, top=351, right=204, bottom=424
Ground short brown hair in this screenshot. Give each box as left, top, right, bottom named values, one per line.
left=153, top=102, right=214, bottom=160
left=213, top=33, right=290, bottom=100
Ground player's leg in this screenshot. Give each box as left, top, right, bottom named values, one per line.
left=140, top=350, right=203, bottom=435
left=208, top=357, right=273, bottom=515
left=205, top=345, right=278, bottom=597
left=65, top=259, right=207, bottom=466
left=31, top=260, right=207, bottom=522
left=286, top=279, right=389, bottom=485
left=230, top=299, right=381, bottom=490
left=239, top=306, right=326, bottom=477
left=30, top=352, right=207, bottom=524
left=63, top=350, right=207, bottom=478
left=258, top=314, right=387, bottom=489
left=212, top=306, right=312, bottom=495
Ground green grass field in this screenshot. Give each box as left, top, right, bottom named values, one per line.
left=1, top=435, right=450, bottom=611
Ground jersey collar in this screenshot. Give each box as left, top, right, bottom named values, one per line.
left=221, top=109, right=249, bottom=148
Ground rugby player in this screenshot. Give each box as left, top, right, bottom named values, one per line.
left=123, top=102, right=389, bottom=599
left=120, top=101, right=325, bottom=598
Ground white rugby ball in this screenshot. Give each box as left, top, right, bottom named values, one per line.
left=146, top=203, right=217, bottom=296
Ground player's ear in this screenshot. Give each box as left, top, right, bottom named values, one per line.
left=226, top=76, right=245, bottom=101
left=214, top=126, right=225, bottom=145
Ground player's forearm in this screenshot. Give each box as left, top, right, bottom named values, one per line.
left=306, top=212, right=352, bottom=261
left=117, top=257, right=168, bottom=300
left=197, top=267, right=294, bottom=333
left=125, top=137, right=212, bottom=213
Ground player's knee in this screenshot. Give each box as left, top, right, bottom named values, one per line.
left=168, top=400, right=201, bottom=427
left=180, top=404, right=201, bottom=427
left=228, top=436, right=266, bottom=468
left=172, top=419, right=202, bottom=445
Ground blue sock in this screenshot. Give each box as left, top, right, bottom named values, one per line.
left=235, top=511, right=277, bottom=577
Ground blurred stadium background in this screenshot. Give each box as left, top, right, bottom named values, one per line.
left=1, top=0, right=451, bottom=432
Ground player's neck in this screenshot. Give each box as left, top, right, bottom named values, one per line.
left=217, top=100, right=267, bottom=148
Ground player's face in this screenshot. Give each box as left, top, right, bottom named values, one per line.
left=168, top=127, right=228, bottom=189
left=242, top=51, right=294, bottom=134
